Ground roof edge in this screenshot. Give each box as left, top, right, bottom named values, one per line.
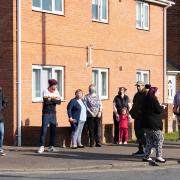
left=145, top=0, right=175, bottom=6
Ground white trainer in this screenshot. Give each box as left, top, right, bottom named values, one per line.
left=37, top=146, right=45, bottom=153
left=47, top=146, right=59, bottom=152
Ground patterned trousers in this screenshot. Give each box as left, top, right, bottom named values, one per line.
left=144, top=129, right=164, bottom=158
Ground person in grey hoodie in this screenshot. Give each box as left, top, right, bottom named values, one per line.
left=0, top=87, right=7, bottom=156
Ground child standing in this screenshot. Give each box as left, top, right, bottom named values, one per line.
left=119, top=107, right=129, bottom=144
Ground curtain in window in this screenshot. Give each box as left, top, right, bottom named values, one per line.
left=55, top=70, right=62, bottom=97
left=33, top=69, right=41, bottom=98
left=101, top=0, right=107, bottom=20
left=92, top=0, right=99, bottom=19
left=55, top=0, right=62, bottom=11
left=42, top=0, right=52, bottom=11
left=33, top=0, right=41, bottom=8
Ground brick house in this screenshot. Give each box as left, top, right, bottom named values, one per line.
left=167, top=0, right=180, bottom=103
left=0, top=0, right=174, bottom=146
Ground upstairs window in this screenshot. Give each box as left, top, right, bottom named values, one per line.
left=136, top=1, right=149, bottom=30
left=32, top=0, right=64, bottom=15
left=136, top=70, right=150, bottom=84
left=92, top=0, right=108, bottom=23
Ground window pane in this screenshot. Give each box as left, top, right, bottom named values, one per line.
left=143, top=4, right=149, bottom=28
left=136, top=72, right=141, bottom=82
left=92, top=0, right=99, bottom=19
left=101, top=0, right=107, bottom=20
left=55, top=0, right=63, bottom=11
left=33, top=0, right=41, bottom=8
left=42, top=68, right=52, bottom=91
left=55, top=70, right=62, bottom=97
left=143, top=73, right=149, bottom=84
left=33, top=69, right=41, bottom=98
left=42, top=0, right=52, bottom=11
left=92, top=70, right=99, bottom=95
left=101, top=71, right=107, bottom=96
left=136, top=2, right=142, bottom=28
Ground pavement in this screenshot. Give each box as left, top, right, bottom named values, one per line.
left=0, top=142, right=180, bottom=172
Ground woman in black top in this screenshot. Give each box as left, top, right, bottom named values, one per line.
left=142, top=87, right=166, bottom=163
left=113, top=87, right=130, bottom=144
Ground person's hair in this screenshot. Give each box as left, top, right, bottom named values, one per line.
left=121, top=107, right=128, bottom=114
left=145, top=84, right=151, bottom=90
left=147, top=87, right=158, bottom=97
left=75, top=89, right=83, bottom=96
left=89, top=84, right=95, bottom=89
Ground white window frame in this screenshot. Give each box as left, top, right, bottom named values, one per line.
left=32, top=65, right=64, bottom=102
left=92, top=0, right=109, bottom=23
left=92, top=68, right=109, bottom=100
left=136, top=70, right=150, bottom=84
left=136, top=1, right=149, bottom=30
left=32, top=0, right=64, bottom=16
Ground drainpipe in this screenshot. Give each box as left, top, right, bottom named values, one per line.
left=163, top=3, right=172, bottom=103
left=17, top=0, right=22, bottom=146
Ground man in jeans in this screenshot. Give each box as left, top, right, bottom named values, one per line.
left=0, top=87, right=7, bottom=156
left=37, top=79, right=61, bottom=153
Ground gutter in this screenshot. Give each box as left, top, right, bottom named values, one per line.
left=17, top=0, right=22, bottom=146
left=145, top=0, right=175, bottom=6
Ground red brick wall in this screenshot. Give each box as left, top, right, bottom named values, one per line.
left=167, top=0, right=180, bottom=68
left=1, top=0, right=165, bottom=145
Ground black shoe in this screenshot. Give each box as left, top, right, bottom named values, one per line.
left=132, top=150, right=144, bottom=157
left=90, top=144, right=94, bottom=147
left=78, top=145, right=84, bottom=148
left=96, top=143, right=101, bottom=147
left=71, top=146, right=77, bottom=149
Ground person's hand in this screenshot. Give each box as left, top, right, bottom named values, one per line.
left=90, top=111, right=96, bottom=117
left=161, top=103, right=167, bottom=109
left=56, top=97, right=61, bottom=100
left=48, top=97, right=51, bottom=101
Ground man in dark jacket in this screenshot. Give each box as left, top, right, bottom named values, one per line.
left=0, top=87, right=7, bottom=156
left=130, top=81, right=146, bottom=156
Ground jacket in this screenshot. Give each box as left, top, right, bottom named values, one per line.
left=142, top=95, right=164, bottom=131
left=0, top=88, right=7, bottom=122
left=130, top=90, right=146, bottom=120
left=67, top=98, right=86, bottom=122
left=119, top=114, right=129, bottom=129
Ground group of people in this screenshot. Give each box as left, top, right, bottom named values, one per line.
left=0, top=79, right=180, bottom=162
left=113, top=81, right=180, bottom=163
left=37, top=80, right=102, bottom=153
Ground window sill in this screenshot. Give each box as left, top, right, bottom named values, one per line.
left=136, top=27, right=150, bottom=31
left=32, top=8, right=65, bottom=16
left=92, top=19, right=109, bottom=24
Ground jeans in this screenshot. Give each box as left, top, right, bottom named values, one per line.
left=87, top=117, right=100, bottom=145
left=71, top=121, right=85, bottom=146
left=134, top=119, right=146, bottom=152
left=39, top=114, right=57, bottom=147
left=0, top=122, right=4, bottom=151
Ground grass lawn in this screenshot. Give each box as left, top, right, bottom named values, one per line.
left=164, top=132, right=179, bottom=141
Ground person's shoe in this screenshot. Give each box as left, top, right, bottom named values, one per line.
left=119, top=142, right=122, bottom=145
left=48, top=146, right=59, bottom=152
left=132, top=150, right=144, bottom=157
left=0, top=151, right=6, bottom=156
left=143, top=157, right=153, bottom=162
left=77, top=145, right=84, bottom=148
left=71, top=145, right=77, bottom=149
left=95, top=143, right=101, bottom=147
left=124, top=142, right=128, bottom=145
left=113, top=142, right=118, bottom=145
left=37, top=146, right=45, bottom=154
left=155, top=157, right=166, bottom=163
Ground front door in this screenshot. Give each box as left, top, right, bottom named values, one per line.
left=168, top=75, right=176, bottom=104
